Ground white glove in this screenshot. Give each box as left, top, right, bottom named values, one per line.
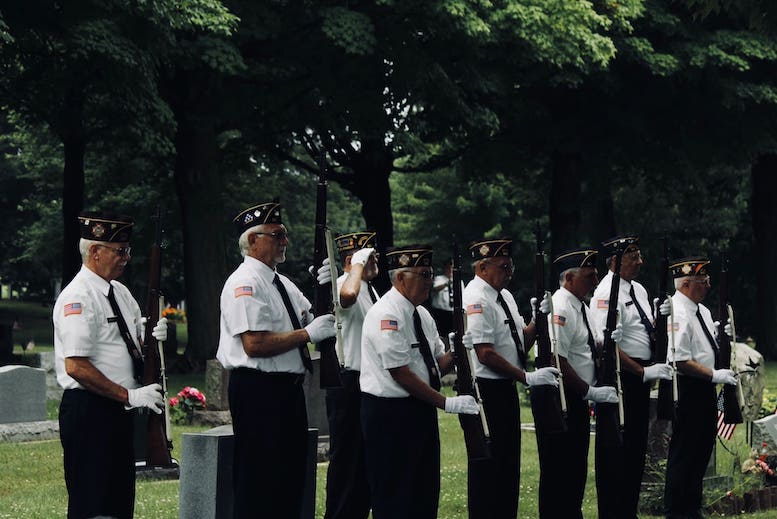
left=611, top=322, right=623, bottom=343
left=351, top=247, right=375, bottom=266
left=724, top=322, right=733, bottom=338
left=658, top=298, right=671, bottom=317
left=444, top=395, right=480, bottom=415
left=585, top=385, right=619, bottom=403
left=524, top=367, right=559, bottom=387
left=711, top=368, right=737, bottom=386
left=127, top=383, right=164, bottom=414
left=304, top=314, right=336, bottom=343
left=316, top=258, right=333, bottom=286
left=448, top=331, right=474, bottom=350
left=152, top=317, right=168, bottom=342
left=643, top=363, right=674, bottom=382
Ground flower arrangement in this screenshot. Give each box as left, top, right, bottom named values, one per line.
left=161, top=306, right=187, bottom=323
left=169, top=386, right=206, bottom=424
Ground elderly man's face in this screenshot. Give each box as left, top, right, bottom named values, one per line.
left=250, top=224, right=289, bottom=268
left=685, top=275, right=711, bottom=303
left=567, top=266, right=599, bottom=300
left=90, top=242, right=131, bottom=281
left=618, top=247, right=643, bottom=282
left=397, top=267, right=434, bottom=306
left=478, top=258, right=514, bottom=291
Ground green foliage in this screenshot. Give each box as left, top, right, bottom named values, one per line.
left=320, top=7, right=376, bottom=55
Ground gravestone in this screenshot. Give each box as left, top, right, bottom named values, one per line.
left=0, top=365, right=46, bottom=423
left=179, top=425, right=318, bottom=519
left=752, top=414, right=777, bottom=453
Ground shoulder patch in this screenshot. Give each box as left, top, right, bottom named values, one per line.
left=553, top=314, right=566, bottom=326
left=668, top=322, right=680, bottom=332
left=380, top=319, right=398, bottom=331
left=597, top=299, right=608, bottom=309
left=64, top=302, right=82, bottom=316
left=466, top=303, right=483, bottom=315
left=234, top=286, right=253, bottom=298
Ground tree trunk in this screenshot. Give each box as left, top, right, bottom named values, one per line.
left=548, top=152, right=583, bottom=261
left=170, top=80, right=227, bottom=362
left=60, top=88, right=85, bottom=287
left=582, top=169, right=615, bottom=245
left=752, top=155, right=777, bottom=359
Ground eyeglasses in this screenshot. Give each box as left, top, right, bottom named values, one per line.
left=97, top=245, right=131, bottom=257
left=624, top=251, right=643, bottom=261
left=404, top=269, right=434, bottom=279
left=484, top=260, right=514, bottom=272
left=254, top=231, right=289, bottom=241
left=689, top=276, right=711, bottom=286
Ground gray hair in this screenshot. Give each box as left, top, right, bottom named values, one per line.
left=674, top=277, right=688, bottom=290
left=238, top=224, right=266, bottom=257
left=79, top=238, right=100, bottom=262
left=389, top=267, right=410, bottom=284
left=559, top=267, right=581, bottom=287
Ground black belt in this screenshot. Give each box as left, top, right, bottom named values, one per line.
left=232, top=367, right=305, bottom=385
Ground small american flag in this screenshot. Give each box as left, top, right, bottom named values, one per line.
left=234, top=286, right=253, bottom=298
left=64, top=302, right=82, bottom=316
left=553, top=314, right=566, bottom=326
left=466, top=304, right=483, bottom=315
left=597, top=299, right=609, bottom=309
left=381, top=319, right=398, bottom=331
left=716, top=391, right=736, bottom=441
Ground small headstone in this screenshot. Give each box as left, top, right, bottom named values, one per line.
left=753, top=414, right=777, bottom=454
left=204, top=359, right=230, bottom=411
left=0, top=365, right=46, bottom=424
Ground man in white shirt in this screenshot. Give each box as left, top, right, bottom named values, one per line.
left=54, top=211, right=167, bottom=519
left=324, top=231, right=379, bottom=519
left=217, top=201, right=336, bottom=519
left=663, top=257, right=736, bottom=518
left=589, top=235, right=672, bottom=519
left=360, top=245, right=479, bottom=519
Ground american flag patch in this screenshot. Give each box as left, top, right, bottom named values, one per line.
left=381, top=319, right=398, bottom=331
left=234, top=286, right=253, bottom=298
left=64, top=302, right=82, bottom=316
left=466, top=304, right=483, bottom=315
left=553, top=314, right=566, bottom=326
left=668, top=322, right=680, bottom=332
left=597, top=299, right=609, bottom=309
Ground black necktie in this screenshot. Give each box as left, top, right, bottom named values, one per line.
left=496, top=293, right=527, bottom=367
left=629, top=284, right=656, bottom=343
left=106, top=285, right=144, bottom=383
left=367, top=281, right=378, bottom=304
left=580, top=302, right=599, bottom=378
left=273, top=274, right=313, bottom=373
left=695, top=307, right=720, bottom=369
left=412, top=309, right=441, bottom=391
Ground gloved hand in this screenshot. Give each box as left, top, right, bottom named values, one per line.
left=524, top=367, right=560, bottom=387
left=585, top=385, right=619, bottom=403
left=611, top=322, right=623, bottom=343
left=724, top=321, right=733, bottom=338
left=643, top=363, right=674, bottom=382
left=351, top=247, right=375, bottom=267
left=448, top=330, right=474, bottom=350
left=444, top=395, right=480, bottom=415
left=712, top=368, right=737, bottom=385
left=127, top=383, right=164, bottom=414
left=304, top=314, right=336, bottom=343
left=658, top=298, right=671, bottom=317
left=530, top=293, right=551, bottom=322
left=152, top=317, right=168, bottom=342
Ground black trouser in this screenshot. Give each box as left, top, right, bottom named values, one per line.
left=229, top=368, right=308, bottom=519
left=361, top=393, right=440, bottom=519
left=324, top=369, right=370, bottom=519
left=468, top=378, right=520, bottom=519
left=59, top=389, right=135, bottom=519
left=664, top=377, right=717, bottom=519
left=536, top=392, right=590, bottom=519
left=595, top=367, right=652, bottom=519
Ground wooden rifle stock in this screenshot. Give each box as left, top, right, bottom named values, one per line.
left=141, top=206, right=174, bottom=467
left=451, top=239, right=490, bottom=461
left=717, top=255, right=743, bottom=424
left=312, top=152, right=342, bottom=389
left=655, top=235, right=675, bottom=420
left=598, top=245, right=625, bottom=442
left=529, top=223, right=567, bottom=434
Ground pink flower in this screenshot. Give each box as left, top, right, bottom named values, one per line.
left=169, top=397, right=179, bottom=406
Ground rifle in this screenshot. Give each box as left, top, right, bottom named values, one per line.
left=717, top=255, right=743, bottom=424
left=529, top=223, right=567, bottom=434
left=311, top=149, right=343, bottom=389
left=141, top=206, right=174, bottom=467
left=655, top=235, right=676, bottom=420
left=451, top=239, right=491, bottom=461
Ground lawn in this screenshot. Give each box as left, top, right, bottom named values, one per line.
left=2, top=301, right=776, bottom=517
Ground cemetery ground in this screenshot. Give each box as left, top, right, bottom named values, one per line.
left=1, top=301, right=776, bottom=518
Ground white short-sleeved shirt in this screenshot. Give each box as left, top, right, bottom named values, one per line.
left=589, top=271, right=652, bottom=361
left=666, top=291, right=717, bottom=371
left=335, top=273, right=376, bottom=371
left=216, top=255, right=311, bottom=373
left=463, top=275, right=526, bottom=377
left=360, top=287, right=445, bottom=398
left=430, top=274, right=452, bottom=311
left=53, top=265, right=142, bottom=390
left=550, top=287, right=599, bottom=386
